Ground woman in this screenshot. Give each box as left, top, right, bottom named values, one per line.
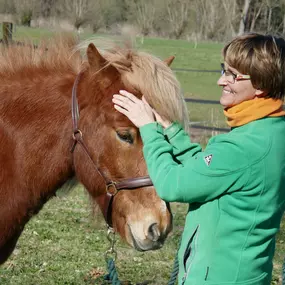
left=112, top=33, right=285, bottom=285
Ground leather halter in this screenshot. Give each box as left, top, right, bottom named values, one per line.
left=70, top=71, right=153, bottom=227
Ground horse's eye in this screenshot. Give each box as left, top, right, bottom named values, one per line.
left=116, top=131, right=134, bottom=144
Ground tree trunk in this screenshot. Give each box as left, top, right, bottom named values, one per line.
left=283, top=13, right=285, bottom=34
left=238, top=0, right=251, bottom=35
left=267, top=7, right=272, bottom=32
left=249, top=4, right=263, bottom=32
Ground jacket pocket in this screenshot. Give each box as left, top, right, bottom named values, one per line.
left=182, top=225, right=200, bottom=284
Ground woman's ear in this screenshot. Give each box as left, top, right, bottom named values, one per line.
left=255, top=89, right=266, bottom=97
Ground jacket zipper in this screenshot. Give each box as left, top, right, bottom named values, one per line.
left=181, top=225, right=200, bottom=285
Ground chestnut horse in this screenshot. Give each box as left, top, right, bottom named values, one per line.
left=0, top=36, right=188, bottom=264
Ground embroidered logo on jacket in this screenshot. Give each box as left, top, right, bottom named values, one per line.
left=204, top=154, right=213, bottom=166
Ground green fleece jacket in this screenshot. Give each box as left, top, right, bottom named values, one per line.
left=139, top=116, right=285, bottom=285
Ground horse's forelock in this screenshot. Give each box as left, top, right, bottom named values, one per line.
left=122, top=52, right=190, bottom=132
left=98, top=47, right=189, bottom=131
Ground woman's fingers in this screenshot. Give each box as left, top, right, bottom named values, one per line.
left=113, top=92, right=172, bottom=128
left=142, top=97, right=153, bottom=111
left=152, top=108, right=160, bottom=118
left=142, top=96, right=149, bottom=105
left=113, top=90, right=155, bottom=127
left=152, top=107, right=172, bottom=128
left=112, top=95, right=132, bottom=110
left=114, top=104, right=129, bottom=115
left=119, top=90, right=141, bottom=103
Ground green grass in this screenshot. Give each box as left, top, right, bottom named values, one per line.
left=0, top=26, right=284, bottom=284
left=0, top=24, right=54, bottom=43
left=136, top=37, right=223, bottom=98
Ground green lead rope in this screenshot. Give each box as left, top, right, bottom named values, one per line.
left=167, top=252, right=179, bottom=285
left=105, top=258, right=121, bottom=285
left=282, top=255, right=285, bottom=285
left=104, top=255, right=179, bottom=285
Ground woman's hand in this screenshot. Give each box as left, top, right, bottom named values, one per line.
left=152, top=109, right=172, bottom=129
left=112, top=90, right=155, bottom=128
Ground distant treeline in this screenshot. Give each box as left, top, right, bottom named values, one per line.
left=1, top=0, right=285, bottom=41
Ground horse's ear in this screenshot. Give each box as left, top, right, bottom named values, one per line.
left=87, top=43, right=107, bottom=70
left=164, top=56, right=175, bottom=66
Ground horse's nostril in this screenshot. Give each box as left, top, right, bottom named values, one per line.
left=147, top=223, right=160, bottom=242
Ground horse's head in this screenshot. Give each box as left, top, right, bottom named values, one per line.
left=72, top=41, right=188, bottom=251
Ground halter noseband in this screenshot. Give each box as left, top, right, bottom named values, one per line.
left=70, top=72, right=153, bottom=227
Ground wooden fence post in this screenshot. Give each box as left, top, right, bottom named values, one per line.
left=2, top=22, right=13, bottom=44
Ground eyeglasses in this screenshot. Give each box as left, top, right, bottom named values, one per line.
left=220, top=63, right=251, bottom=84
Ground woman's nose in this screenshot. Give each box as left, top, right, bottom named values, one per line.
left=217, top=74, right=227, bottom=86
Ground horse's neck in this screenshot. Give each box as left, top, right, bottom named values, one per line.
left=0, top=73, right=79, bottom=251
left=0, top=72, right=76, bottom=200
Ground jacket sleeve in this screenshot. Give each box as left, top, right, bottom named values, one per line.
left=139, top=122, right=250, bottom=203
left=163, top=122, right=202, bottom=163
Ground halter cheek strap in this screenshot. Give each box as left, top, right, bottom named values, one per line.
left=70, top=72, right=153, bottom=227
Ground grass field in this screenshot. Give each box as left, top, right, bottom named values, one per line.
left=0, top=25, right=284, bottom=284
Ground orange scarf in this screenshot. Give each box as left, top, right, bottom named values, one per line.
left=224, top=97, right=285, bottom=127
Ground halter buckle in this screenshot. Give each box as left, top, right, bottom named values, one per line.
left=106, top=182, right=118, bottom=196
left=72, top=129, right=82, bottom=140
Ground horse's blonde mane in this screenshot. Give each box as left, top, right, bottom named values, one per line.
left=0, top=35, right=82, bottom=78
left=79, top=38, right=190, bottom=131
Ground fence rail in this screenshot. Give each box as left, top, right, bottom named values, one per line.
left=185, top=98, right=220, bottom=104
left=173, top=68, right=220, bottom=73
left=190, top=124, right=229, bottom=133
left=185, top=98, right=228, bottom=133
left=185, top=97, right=285, bottom=133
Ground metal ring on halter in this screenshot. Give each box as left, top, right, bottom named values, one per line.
left=72, top=129, right=82, bottom=140
left=106, top=182, right=118, bottom=196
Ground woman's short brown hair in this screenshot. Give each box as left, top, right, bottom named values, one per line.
left=223, top=33, right=285, bottom=100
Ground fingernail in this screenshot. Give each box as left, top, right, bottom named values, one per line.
left=119, top=90, right=126, bottom=94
